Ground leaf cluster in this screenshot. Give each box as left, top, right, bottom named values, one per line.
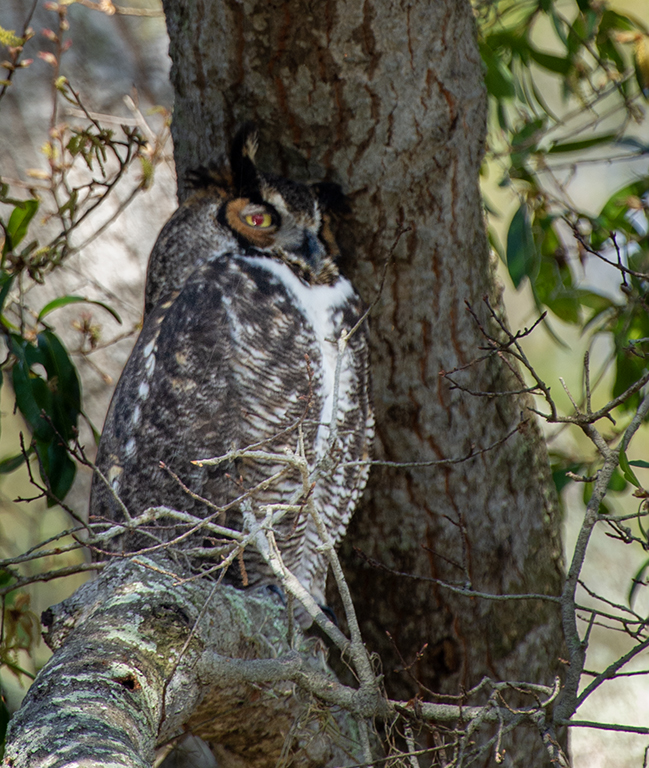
left=479, top=1, right=649, bottom=413
left=0, top=3, right=169, bottom=508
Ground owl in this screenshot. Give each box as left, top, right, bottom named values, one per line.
left=89, top=125, right=374, bottom=612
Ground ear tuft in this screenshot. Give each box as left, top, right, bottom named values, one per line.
left=311, top=182, right=350, bottom=215
left=185, top=161, right=230, bottom=190
left=230, top=123, right=260, bottom=197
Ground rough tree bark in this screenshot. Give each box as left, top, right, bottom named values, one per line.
left=162, top=0, right=564, bottom=762
left=2, top=1, right=565, bottom=766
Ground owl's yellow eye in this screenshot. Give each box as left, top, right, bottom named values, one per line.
left=243, top=212, right=273, bottom=228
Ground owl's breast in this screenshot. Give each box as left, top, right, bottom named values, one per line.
left=232, top=253, right=360, bottom=458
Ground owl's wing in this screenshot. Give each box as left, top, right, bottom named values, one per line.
left=90, top=254, right=326, bottom=581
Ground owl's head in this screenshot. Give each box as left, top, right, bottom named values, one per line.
left=189, top=124, right=348, bottom=286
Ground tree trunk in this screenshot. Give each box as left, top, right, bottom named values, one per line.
left=162, top=0, right=564, bottom=762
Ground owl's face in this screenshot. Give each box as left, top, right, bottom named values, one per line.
left=192, top=124, right=347, bottom=285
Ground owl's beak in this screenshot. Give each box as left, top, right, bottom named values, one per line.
left=297, top=231, right=326, bottom=267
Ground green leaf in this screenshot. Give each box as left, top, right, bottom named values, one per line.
left=5, top=199, right=39, bottom=252
left=608, top=467, right=627, bottom=493
left=37, top=439, right=76, bottom=505
left=612, top=348, right=647, bottom=411
left=628, top=558, right=649, bottom=607
left=578, top=291, right=616, bottom=311
left=550, top=10, right=569, bottom=47
left=37, top=330, right=81, bottom=438
left=597, top=38, right=626, bottom=80
left=480, top=41, right=516, bottom=99
left=543, top=294, right=581, bottom=324
left=552, top=462, right=582, bottom=494
left=81, top=409, right=101, bottom=447
left=548, top=133, right=617, bottom=154
left=0, top=26, right=25, bottom=47
left=630, top=460, right=649, bottom=468
left=10, top=330, right=82, bottom=501
left=0, top=273, right=14, bottom=314
left=10, top=336, right=54, bottom=441
left=0, top=569, right=14, bottom=588
left=506, top=203, right=537, bottom=288
left=599, top=9, right=647, bottom=36
left=528, top=47, right=571, bottom=75
left=0, top=452, right=26, bottom=474
left=37, top=295, right=122, bottom=324
left=488, top=227, right=504, bottom=261
left=511, top=117, right=546, bottom=148
left=619, top=446, right=641, bottom=488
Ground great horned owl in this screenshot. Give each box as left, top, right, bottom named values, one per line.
left=89, top=125, right=373, bottom=610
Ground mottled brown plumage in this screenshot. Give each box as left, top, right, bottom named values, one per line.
left=90, top=125, right=373, bottom=609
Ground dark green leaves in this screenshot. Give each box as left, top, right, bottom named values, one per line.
left=0, top=192, right=122, bottom=503
left=619, top=447, right=641, bottom=488
left=0, top=453, right=27, bottom=475
left=10, top=330, right=81, bottom=503
left=629, top=559, right=649, bottom=607
left=480, top=40, right=516, bottom=99
left=506, top=203, right=537, bottom=288
left=547, top=133, right=617, bottom=154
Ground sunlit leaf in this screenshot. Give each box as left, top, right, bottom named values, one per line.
left=37, top=295, right=122, bottom=324
left=3, top=199, right=39, bottom=256
left=0, top=26, right=24, bottom=47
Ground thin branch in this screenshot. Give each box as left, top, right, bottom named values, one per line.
left=343, top=421, right=523, bottom=469
left=354, top=549, right=561, bottom=603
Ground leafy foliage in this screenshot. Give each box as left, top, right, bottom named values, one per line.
left=479, top=0, right=649, bottom=401
left=475, top=0, right=649, bottom=617
left=0, top=2, right=166, bottom=509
